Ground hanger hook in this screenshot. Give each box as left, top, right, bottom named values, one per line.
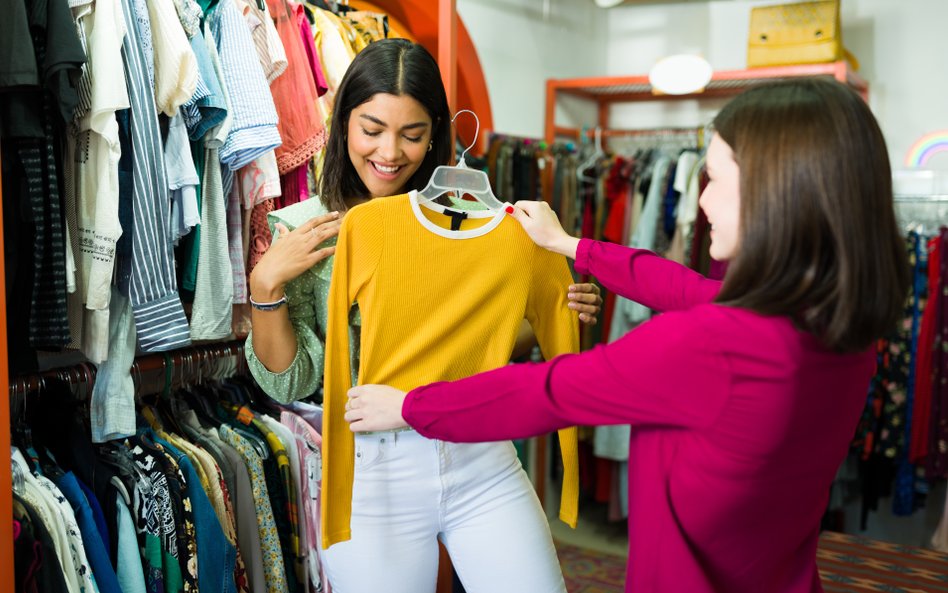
left=451, top=109, right=480, bottom=166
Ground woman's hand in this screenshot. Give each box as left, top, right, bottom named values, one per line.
left=345, top=385, right=410, bottom=432
left=506, top=200, right=580, bottom=259
left=569, top=283, right=602, bottom=325
left=249, top=212, right=341, bottom=301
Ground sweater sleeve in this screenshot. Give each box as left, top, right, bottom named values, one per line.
left=404, top=306, right=731, bottom=441
left=321, top=204, right=382, bottom=548
left=574, top=238, right=721, bottom=312
left=525, top=245, right=582, bottom=527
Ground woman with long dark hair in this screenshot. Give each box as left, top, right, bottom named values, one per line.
left=347, top=78, right=911, bottom=593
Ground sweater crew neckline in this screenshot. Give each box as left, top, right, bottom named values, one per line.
left=408, top=190, right=509, bottom=240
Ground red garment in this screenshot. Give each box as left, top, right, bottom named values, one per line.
left=266, top=0, right=324, bottom=174
left=404, top=239, right=875, bottom=593
left=910, top=237, right=940, bottom=463
left=595, top=457, right=613, bottom=503
left=602, top=158, right=630, bottom=244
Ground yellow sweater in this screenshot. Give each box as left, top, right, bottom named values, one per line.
left=322, top=191, right=580, bottom=548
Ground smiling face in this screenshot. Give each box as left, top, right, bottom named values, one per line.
left=347, top=92, right=433, bottom=199
left=698, top=134, right=742, bottom=261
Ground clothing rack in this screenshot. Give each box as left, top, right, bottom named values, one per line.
left=894, top=193, right=948, bottom=232
left=8, top=340, right=246, bottom=397
left=1, top=3, right=472, bottom=587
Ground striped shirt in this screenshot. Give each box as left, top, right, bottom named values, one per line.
left=120, top=0, right=191, bottom=351
left=182, top=31, right=227, bottom=142
left=207, top=0, right=282, bottom=171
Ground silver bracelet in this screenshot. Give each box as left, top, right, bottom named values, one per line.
left=249, top=294, right=288, bottom=311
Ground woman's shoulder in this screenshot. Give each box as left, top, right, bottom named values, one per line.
left=267, top=198, right=330, bottom=234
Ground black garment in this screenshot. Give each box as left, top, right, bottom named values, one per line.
left=132, top=430, right=200, bottom=593
left=28, top=380, right=122, bottom=565
left=13, top=495, right=70, bottom=593
left=1, top=0, right=85, bottom=358
left=2, top=146, right=39, bottom=373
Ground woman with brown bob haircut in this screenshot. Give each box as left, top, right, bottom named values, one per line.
left=344, top=78, right=910, bottom=592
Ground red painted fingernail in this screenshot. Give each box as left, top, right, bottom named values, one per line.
left=505, top=205, right=514, bottom=214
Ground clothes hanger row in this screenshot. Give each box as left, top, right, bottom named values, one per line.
left=894, top=195, right=948, bottom=235
left=8, top=342, right=247, bottom=402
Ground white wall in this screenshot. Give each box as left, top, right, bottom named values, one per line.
left=604, top=0, right=948, bottom=172
left=461, top=0, right=948, bottom=172
left=457, top=0, right=608, bottom=138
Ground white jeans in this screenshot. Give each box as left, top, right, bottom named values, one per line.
left=322, top=430, right=567, bottom=593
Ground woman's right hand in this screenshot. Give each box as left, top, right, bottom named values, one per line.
left=506, top=200, right=581, bottom=259
left=249, top=212, right=342, bottom=301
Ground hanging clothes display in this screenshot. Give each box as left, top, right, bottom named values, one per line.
left=1, top=0, right=397, bottom=441
left=842, top=192, right=948, bottom=545
left=9, top=343, right=331, bottom=593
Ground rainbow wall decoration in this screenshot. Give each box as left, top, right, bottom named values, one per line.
left=905, top=130, right=948, bottom=168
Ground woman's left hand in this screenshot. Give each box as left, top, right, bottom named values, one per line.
left=569, top=283, right=602, bottom=325
left=345, top=385, right=410, bottom=432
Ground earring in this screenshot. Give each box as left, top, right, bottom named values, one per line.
left=427, top=141, right=433, bottom=153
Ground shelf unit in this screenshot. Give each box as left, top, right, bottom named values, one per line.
left=544, top=60, right=868, bottom=145
left=533, top=60, right=868, bottom=508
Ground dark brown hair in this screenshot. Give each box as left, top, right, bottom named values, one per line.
left=712, top=79, right=909, bottom=352
left=319, top=39, right=451, bottom=212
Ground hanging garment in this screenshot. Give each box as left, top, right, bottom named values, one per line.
left=119, top=0, right=191, bottom=351
left=910, top=236, right=941, bottom=463
left=928, top=228, right=948, bottom=478
left=265, top=0, right=325, bottom=175
left=63, top=0, right=128, bottom=363
left=320, top=191, right=580, bottom=547
left=208, top=0, right=282, bottom=172
left=1, top=0, right=87, bottom=354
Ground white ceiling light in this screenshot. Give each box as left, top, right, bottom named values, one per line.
left=648, top=54, right=713, bottom=95
left=594, top=0, right=625, bottom=7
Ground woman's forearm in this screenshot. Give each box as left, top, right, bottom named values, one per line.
left=250, top=306, right=299, bottom=373
left=249, top=271, right=299, bottom=372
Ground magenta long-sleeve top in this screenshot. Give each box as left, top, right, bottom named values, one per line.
left=402, top=238, right=875, bottom=592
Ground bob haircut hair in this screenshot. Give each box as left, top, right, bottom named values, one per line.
left=319, top=39, right=451, bottom=212
left=712, top=79, right=909, bottom=353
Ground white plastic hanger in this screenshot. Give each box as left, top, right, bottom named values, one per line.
left=577, top=126, right=605, bottom=183
left=417, top=110, right=506, bottom=211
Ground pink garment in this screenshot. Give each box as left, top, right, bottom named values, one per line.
left=277, top=165, right=309, bottom=209
left=281, top=411, right=330, bottom=593
left=292, top=1, right=329, bottom=97
left=402, top=238, right=875, bottom=593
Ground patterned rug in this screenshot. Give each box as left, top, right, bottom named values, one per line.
left=555, top=532, right=948, bottom=593
left=818, top=531, right=948, bottom=592
left=556, top=542, right=626, bottom=592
